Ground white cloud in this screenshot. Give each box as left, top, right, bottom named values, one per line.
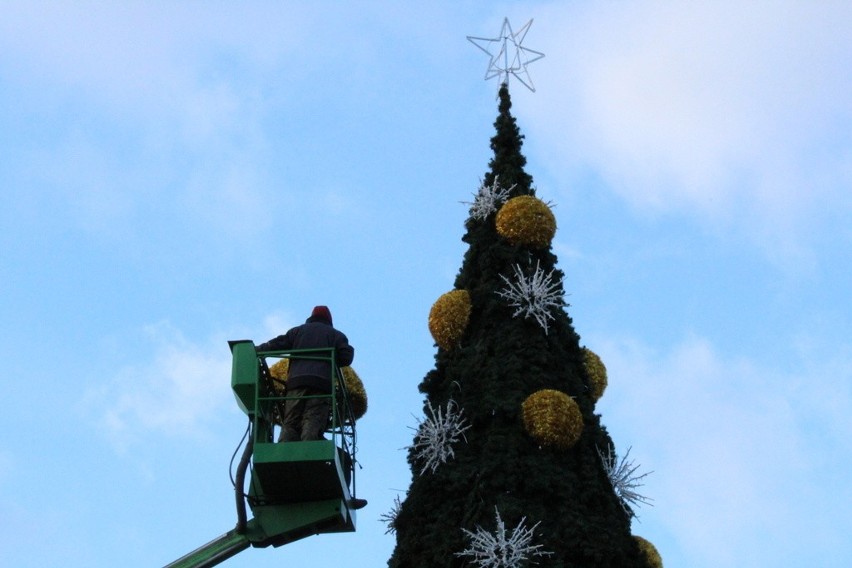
left=591, top=333, right=852, bottom=566
left=0, top=2, right=313, bottom=115
left=88, top=322, right=234, bottom=452
left=0, top=5, right=292, bottom=248
left=552, top=237, right=583, bottom=262
left=524, top=0, right=852, bottom=260
left=261, top=311, right=298, bottom=339
left=85, top=315, right=316, bottom=452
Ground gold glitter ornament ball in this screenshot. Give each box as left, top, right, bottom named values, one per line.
left=340, top=366, right=368, bottom=420
left=495, top=195, right=556, bottom=248
left=428, top=289, right=472, bottom=350
left=521, top=389, right=584, bottom=449
left=267, top=358, right=368, bottom=421
left=268, top=358, right=290, bottom=393
left=634, top=536, right=663, bottom=568
left=582, top=348, right=608, bottom=401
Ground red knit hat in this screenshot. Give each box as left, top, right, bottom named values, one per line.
left=311, top=305, right=333, bottom=324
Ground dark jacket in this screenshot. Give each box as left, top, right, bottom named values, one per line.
left=256, top=316, right=354, bottom=393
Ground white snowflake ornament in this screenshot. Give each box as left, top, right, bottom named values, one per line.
left=408, top=400, right=471, bottom=475
left=462, top=176, right=514, bottom=221
left=456, top=507, right=552, bottom=567
left=597, top=444, right=653, bottom=516
left=380, top=495, right=402, bottom=534
left=496, top=261, right=565, bottom=334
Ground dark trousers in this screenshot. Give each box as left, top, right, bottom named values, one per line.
left=279, top=386, right=330, bottom=442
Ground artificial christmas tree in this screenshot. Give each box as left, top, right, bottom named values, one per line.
left=387, top=84, right=661, bottom=567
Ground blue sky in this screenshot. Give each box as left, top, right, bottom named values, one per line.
left=1, top=1, right=850, bottom=566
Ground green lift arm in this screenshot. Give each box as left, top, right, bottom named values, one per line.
left=163, top=340, right=360, bottom=567
left=164, top=530, right=250, bottom=568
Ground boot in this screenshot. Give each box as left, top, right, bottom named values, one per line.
left=348, top=498, right=368, bottom=510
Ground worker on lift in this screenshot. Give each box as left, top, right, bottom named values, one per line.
left=255, top=305, right=355, bottom=443
left=255, top=305, right=367, bottom=510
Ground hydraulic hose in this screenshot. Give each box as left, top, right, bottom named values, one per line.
left=234, top=434, right=254, bottom=533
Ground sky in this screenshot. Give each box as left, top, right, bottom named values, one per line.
left=1, top=1, right=850, bottom=566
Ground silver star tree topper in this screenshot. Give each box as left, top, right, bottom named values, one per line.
left=467, top=18, right=545, bottom=92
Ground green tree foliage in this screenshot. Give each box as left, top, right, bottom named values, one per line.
left=388, top=85, right=652, bottom=567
